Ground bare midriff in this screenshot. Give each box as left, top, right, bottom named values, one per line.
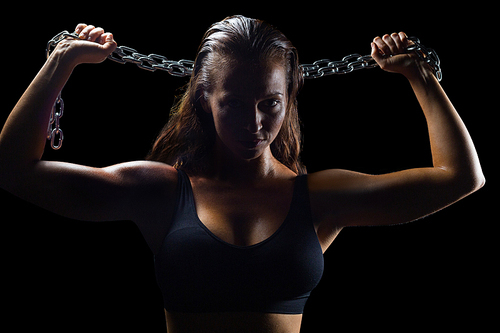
left=164, top=310, right=303, bottom=333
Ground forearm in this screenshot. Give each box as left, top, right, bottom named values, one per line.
left=407, top=65, right=485, bottom=190
left=0, top=48, right=75, bottom=167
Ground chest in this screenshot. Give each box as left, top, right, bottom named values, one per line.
left=154, top=173, right=325, bottom=313
left=189, top=179, right=295, bottom=247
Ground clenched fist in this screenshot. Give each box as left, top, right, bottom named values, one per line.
left=371, top=32, right=433, bottom=79
left=52, top=23, right=117, bottom=67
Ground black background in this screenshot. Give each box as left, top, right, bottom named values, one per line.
left=2, top=3, right=495, bottom=332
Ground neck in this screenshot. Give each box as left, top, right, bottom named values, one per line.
left=205, top=140, right=282, bottom=184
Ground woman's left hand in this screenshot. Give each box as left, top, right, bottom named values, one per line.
left=371, top=32, right=429, bottom=79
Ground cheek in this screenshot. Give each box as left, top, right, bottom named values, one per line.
left=211, top=108, right=238, bottom=138
left=267, top=110, right=286, bottom=137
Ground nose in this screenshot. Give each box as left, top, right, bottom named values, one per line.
left=244, top=107, right=263, bottom=134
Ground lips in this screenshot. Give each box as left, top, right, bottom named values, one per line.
left=238, top=139, right=263, bottom=149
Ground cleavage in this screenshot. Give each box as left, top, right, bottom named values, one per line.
left=190, top=179, right=295, bottom=247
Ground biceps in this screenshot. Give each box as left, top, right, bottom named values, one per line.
left=311, top=167, right=464, bottom=228
left=344, top=168, right=464, bottom=226
left=16, top=161, right=131, bottom=222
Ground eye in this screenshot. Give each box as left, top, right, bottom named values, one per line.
left=228, top=99, right=243, bottom=108
left=263, top=99, right=280, bottom=108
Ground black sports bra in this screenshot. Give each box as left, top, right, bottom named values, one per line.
left=154, top=169, right=324, bottom=314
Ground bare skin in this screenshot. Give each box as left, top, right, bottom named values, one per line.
left=0, top=25, right=484, bottom=332
left=165, top=311, right=302, bottom=333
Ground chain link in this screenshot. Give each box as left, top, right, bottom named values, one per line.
left=300, top=55, right=378, bottom=78
left=46, top=92, right=64, bottom=150
left=107, top=45, right=195, bottom=77
left=300, top=36, right=442, bottom=81
left=45, top=31, right=75, bottom=149
left=406, top=36, right=442, bottom=81
left=44, top=30, right=442, bottom=150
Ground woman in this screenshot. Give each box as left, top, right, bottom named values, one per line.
left=0, top=15, right=484, bottom=333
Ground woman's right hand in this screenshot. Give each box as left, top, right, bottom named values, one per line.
left=54, top=23, right=117, bottom=67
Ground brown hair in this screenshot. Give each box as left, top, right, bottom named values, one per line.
left=146, top=15, right=306, bottom=174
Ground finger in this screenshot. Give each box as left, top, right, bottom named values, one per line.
left=75, top=23, right=87, bottom=34
left=88, top=27, right=104, bottom=42
left=373, top=36, right=390, bottom=56
left=390, top=32, right=405, bottom=52
left=399, top=31, right=414, bottom=49
left=382, top=34, right=397, bottom=54
left=98, top=32, right=115, bottom=46
left=371, top=42, right=384, bottom=64
left=96, top=32, right=107, bottom=44
left=102, top=33, right=117, bottom=53
left=79, top=24, right=95, bottom=40
left=96, top=33, right=117, bottom=56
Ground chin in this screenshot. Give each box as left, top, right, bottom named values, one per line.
left=230, top=144, right=271, bottom=162
left=216, top=136, right=270, bottom=162
left=233, top=147, right=264, bottom=161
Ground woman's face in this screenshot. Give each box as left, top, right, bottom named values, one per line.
left=204, top=59, right=288, bottom=161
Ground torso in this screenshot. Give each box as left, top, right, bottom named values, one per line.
left=133, top=164, right=330, bottom=332
left=134, top=164, right=340, bottom=254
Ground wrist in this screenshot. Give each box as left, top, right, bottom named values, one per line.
left=50, top=41, right=81, bottom=70
left=404, top=59, right=436, bottom=84
left=42, top=46, right=77, bottom=93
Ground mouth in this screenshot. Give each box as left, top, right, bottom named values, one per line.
left=238, top=139, right=264, bottom=149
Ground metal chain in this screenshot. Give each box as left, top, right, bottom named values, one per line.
left=407, top=36, right=442, bottom=81
left=46, top=92, right=64, bottom=150
left=45, top=31, right=442, bottom=150
left=45, top=31, right=74, bottom=150
left=300, top=36, right=442, bottom=81
left=108, top=45, right=196, bottom=77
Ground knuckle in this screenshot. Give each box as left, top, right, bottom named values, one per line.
left=75, top=23, right=86, bottom=33
left=90, top=27, right=104, bottom=35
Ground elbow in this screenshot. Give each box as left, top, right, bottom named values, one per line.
left=441, top=154, right=486, bottom=197
left=468, top=159, right=486, bottom=193
left=472, top=172, right=486, bottom=192
left=452, top=168, right=486, bottom=198
left=0, top=157, right=37, bottom=194
left=0, top=164, right=19, bottom=193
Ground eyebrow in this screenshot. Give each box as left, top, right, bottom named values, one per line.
left=221, top=91, right=284, bottom=99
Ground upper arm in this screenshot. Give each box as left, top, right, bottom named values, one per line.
left=308, top=167, right=476, bottom=230
left=4, top=160, right=178, bottom=222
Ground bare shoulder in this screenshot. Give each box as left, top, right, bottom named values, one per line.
left=306, top=169, right=368, bottom=227
left=103, top=160, right=179, bottom=217
left=104, top=161, right=179, bottom=253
